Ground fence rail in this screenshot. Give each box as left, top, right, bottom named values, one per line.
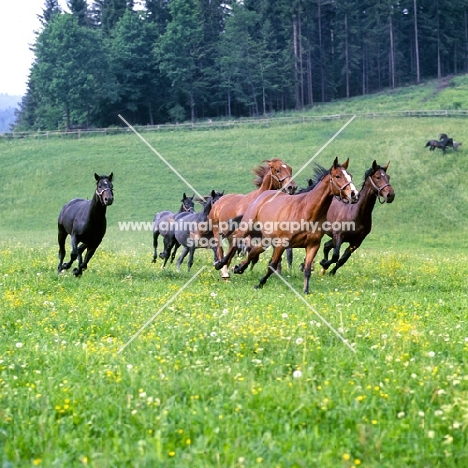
left=2, top=109, right=468, bottom=140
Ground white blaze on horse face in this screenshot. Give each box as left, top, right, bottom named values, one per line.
left=282, top=164, right=287, bottom=168
left=343, top=169, right=357, bottom=192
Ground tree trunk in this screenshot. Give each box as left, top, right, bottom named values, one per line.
left=437, top=0, right=441, bottom=78
left=413, top=0, right=420, bottom=83
left=293, top=15, right=300, bottom=109
left=389, top=14, right=395, bottom=89
left=345, top=14, right=350, bottom=98
left=298, top=7, right=304, bottom=109
left=307, top=50, right=313, bottom=106
left=465, top=10, right=468, bottom=71
left=318, top=0, right=325, bottom=102
left=148, top=101, right=154, bottom=126
left=190, top=83, right=195, bottom=123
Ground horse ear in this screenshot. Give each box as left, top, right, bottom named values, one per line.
left=211, top=189, right=216, bottom=198
left=372, top=160, right=378, bottom=170
left=108, top=172, right=113, bottom=181
left=182, top=193, right=187, bottom=200
left=382, top=161, right=390, bottom=171
left=333, top=157, right=339, bottom=168
left=341, top=158, right=349, bottom=169
left=94, top=173, right=100, bottom=181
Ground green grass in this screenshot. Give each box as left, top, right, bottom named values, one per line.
left=1, top=88, right=468, bottom=466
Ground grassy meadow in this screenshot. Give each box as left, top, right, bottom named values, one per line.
left=2, top=86, right=468, bottom=466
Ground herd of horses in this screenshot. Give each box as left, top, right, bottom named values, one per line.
left=57, top=156, right=396, bottom=294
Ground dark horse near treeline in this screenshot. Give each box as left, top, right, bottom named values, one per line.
left=319, top=160, right=395, bottom=276
left=58, top=173, right=114, bottom=276
left=215, top=158, right=359, bottom=294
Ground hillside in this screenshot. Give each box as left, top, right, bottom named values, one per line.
left=2, top=85, right=468, bottom=467
left=0, top=111, right=467, bottom=254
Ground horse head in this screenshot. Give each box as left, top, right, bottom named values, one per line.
left=94, top=173, right=114, bottom=206
left=329, top=158, right=359, bottom=204
left=181, top=193, right=195, bottom=212
left=268, top=158, right=298, bottom=194
left=254, top=159, right=297, bottom=194
left=367, top=160, right=395, bottom=203
left=211, top=189, right=225, bottom=204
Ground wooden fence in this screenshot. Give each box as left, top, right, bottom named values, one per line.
left=2, top=109, right=468, bottom=140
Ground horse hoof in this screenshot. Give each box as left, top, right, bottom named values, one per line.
left=319, top=268, right=327, bottom=276
left=254, top=284, right=263, bottom=290
left=233, top=265, right=242, bottom=274
left=221, top=266, right=230, bottom=279
left=72, top=268, right=82, bottom=277
left=213, top=262, right=223, bottom=271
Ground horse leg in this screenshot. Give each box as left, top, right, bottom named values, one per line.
left=168, top=241, right=180, bottom=266
left=211, top=225, right=224, bottom=264
left=214, top=243, right=238, bottom=270
left=160, top=236, right=177, bottom=269
left=160, top=234, right=173, bottom=259
left=233, top=243, right=266, bottom=275
left=329, top=244, right=359, bottom=276
left=319, top=238, right=340, bottom=274
left=152, top=232, right=159, bottom=263
left=255, top=247, right=285, bottom=289
left=163, top=240, right=179, bottom=269
left=286, top=248, right=293, bottom=270
left=57, top=226, right=68, bottom=272
left=175, top=246, right=190, bottom=272
left=211, top=247, right=218, bottom=263
left=186, top=247, right=196, bottom=271
left=74, top=244, right=94, bottom=276
left=302, top=244, right=320, bottom=294
left=61, top=235, right=79, bottom=271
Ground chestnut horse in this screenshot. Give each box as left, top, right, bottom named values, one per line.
left=209, top=158, right=297, bottom=277
left=214, top=158, right=359, bottom=294
left=319, top=160, right=395, bottom=275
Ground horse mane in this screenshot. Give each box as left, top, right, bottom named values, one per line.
left=252, top=159, right=283, bottom=188
left=295, top=163, right=330, bottom=194
left=362, top=164, right=380, bottom=190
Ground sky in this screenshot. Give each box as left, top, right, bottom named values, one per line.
left=0, top=1, right=70, bottom=96
left=0, top=1, right=144, bottom=97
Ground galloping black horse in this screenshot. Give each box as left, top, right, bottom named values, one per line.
left=58, top=173, right=114, bottom=276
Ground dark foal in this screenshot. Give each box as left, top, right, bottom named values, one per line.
left=425, top=139, right=448, bottom=152
left=58, top=173, right=114, bottom=276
